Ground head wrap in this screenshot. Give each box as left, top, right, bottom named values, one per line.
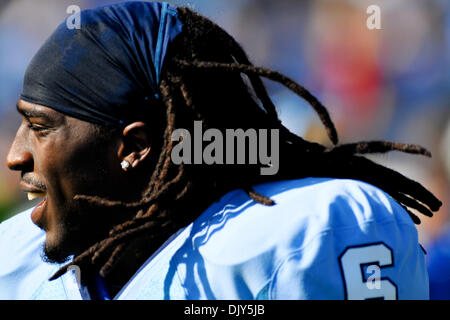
left=20, top=1, right=183, bottom=127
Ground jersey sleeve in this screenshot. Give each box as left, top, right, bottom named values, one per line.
left=265, top=179, right=429, bottom=300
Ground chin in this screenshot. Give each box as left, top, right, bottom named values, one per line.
left=41, top=227, right=74, bottom=264
left=42, top=242, right=72, bottom=264
left=42, top=240, right=69, bottom=264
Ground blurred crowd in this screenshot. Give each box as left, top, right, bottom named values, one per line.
left=0, top=0, right=449, bottom=294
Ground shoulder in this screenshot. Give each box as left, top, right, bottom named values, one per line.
left=255, top=177, right=413, bottom=227
left=195, top=177, right=415, bottom=265
left=122, top=178, right=425, bottom=300
left=180, top=177, right=426, bottom=299
left=0, top=208, right=56, bottom=299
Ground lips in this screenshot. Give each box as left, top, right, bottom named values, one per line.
left=20, top=181, right=48, bottom=226
left=31, top=196, right=47, bottom=226
left=20, top=181, right=46, bottom=195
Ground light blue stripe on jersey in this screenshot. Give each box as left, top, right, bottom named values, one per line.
left=0, top=178, right=429, bottom=299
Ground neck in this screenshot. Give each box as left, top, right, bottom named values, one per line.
left=97, top=235, right=166, bottom=298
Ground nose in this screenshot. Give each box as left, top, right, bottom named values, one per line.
left=6, top=131, right=33, bottom=172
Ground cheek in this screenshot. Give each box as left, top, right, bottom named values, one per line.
left=40, top=133, right=114, bottom=203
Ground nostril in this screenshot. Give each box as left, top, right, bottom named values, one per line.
left=6, top=148, right=33, bottom=172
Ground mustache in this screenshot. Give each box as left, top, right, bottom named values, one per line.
left=21, top=172, right=47, bottom=192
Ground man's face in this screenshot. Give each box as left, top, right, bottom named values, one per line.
left=6, top=100, right=124, bottom=263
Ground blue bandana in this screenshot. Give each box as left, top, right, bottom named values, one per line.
left=21, top=1, right=183, bottom=127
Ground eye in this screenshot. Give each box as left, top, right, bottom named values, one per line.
left=27, top=122, right=49, bottom=133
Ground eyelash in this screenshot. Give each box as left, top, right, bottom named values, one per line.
left=27, top=122, right=48, bottom=133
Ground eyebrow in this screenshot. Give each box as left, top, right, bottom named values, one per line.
left=16, top=103, right=54, bottom=121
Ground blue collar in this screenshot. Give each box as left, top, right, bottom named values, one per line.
left=94, top=273, right=111, bottom=300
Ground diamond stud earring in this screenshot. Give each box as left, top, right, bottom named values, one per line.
left=121, top=160, right=131, bottom=170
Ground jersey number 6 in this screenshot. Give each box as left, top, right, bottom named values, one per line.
left=339, top=242, right=397, bottom=300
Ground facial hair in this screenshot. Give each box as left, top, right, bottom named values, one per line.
left=41, top=194, right=132, bottom=264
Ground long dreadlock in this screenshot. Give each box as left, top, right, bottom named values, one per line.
left=49, top=7, right=442, bottom=281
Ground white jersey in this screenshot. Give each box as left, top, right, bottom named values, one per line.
left=0, top=178, right=429, bottom=299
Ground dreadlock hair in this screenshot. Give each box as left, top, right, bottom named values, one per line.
left=49, top=7, right=442, bottom=281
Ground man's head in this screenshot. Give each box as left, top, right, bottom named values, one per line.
left=5, top=2, right=180, bottom=264
left=7, top=99, right=152, bottom=263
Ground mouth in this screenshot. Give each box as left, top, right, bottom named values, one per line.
left=20, top=182, right=48, bottom=226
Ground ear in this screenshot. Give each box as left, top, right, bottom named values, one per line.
left=117, top=121, right=151, bottom=170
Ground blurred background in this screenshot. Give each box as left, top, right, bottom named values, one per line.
left=0, top=0, right=449, bottom=271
